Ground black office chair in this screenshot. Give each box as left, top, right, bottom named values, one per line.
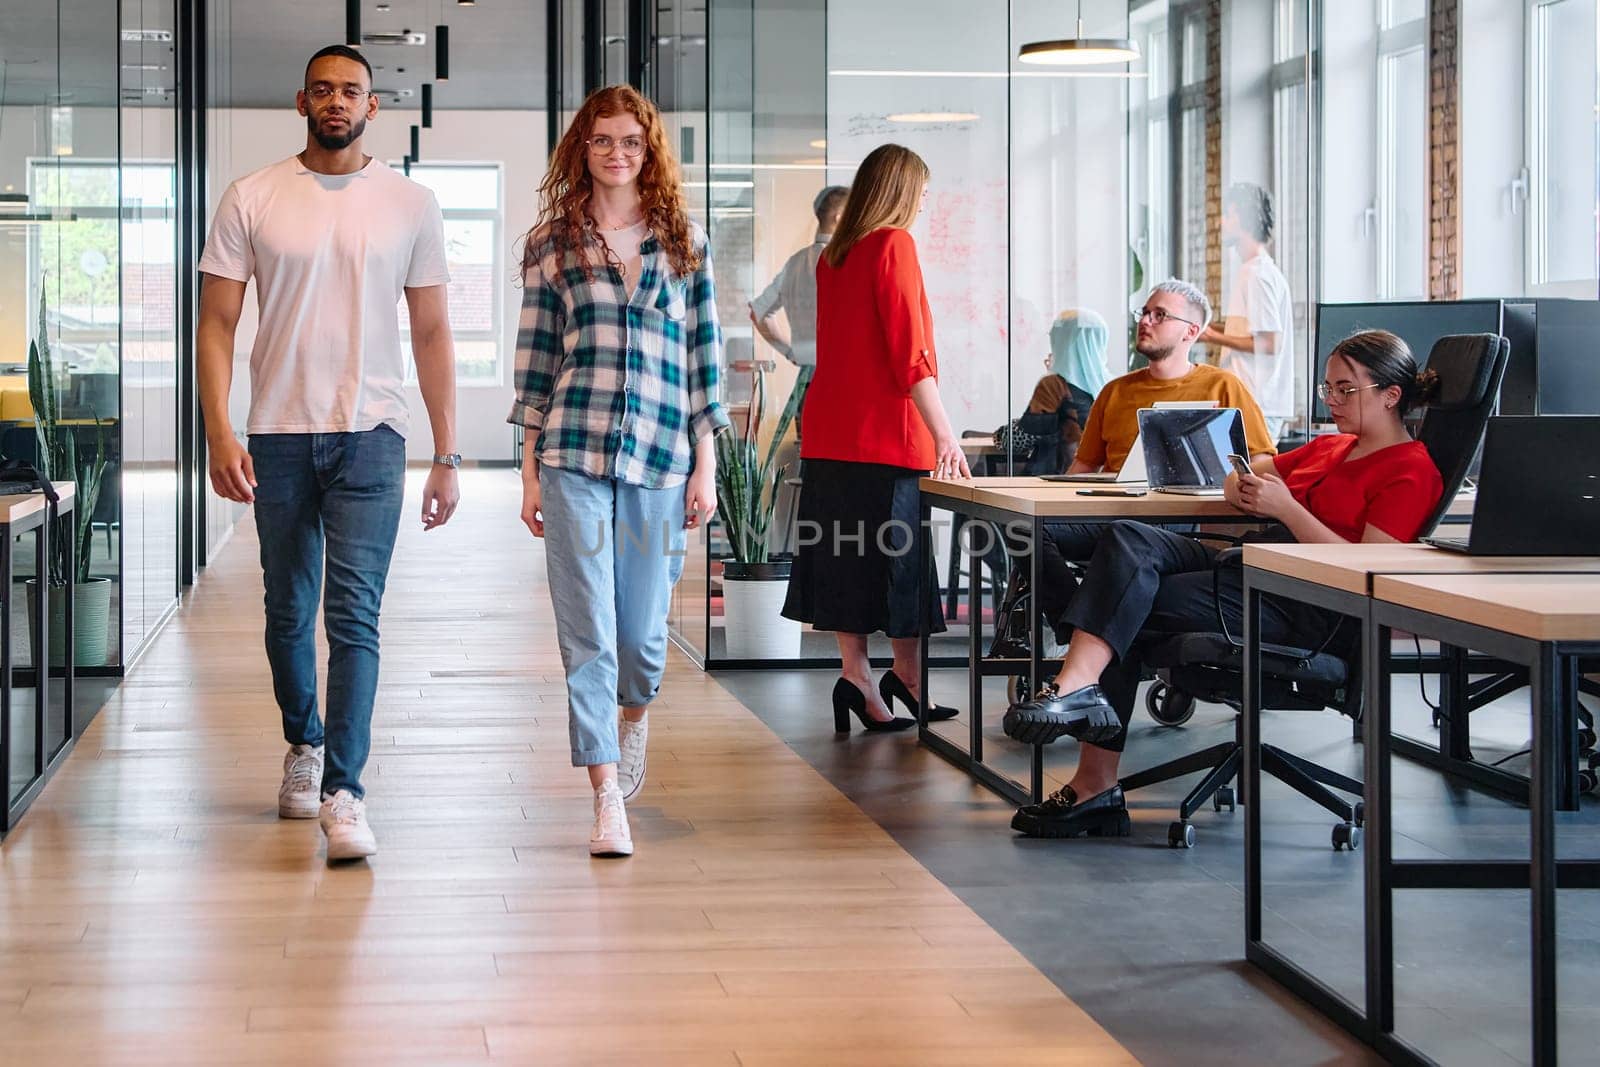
left=1128, top=333, right=1512, bottom=850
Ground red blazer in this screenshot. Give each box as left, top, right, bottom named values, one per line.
left=803, top=227, right=938, bottom=470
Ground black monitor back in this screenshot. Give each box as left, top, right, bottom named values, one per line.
left=1312, top=300, right=1505, bottom=422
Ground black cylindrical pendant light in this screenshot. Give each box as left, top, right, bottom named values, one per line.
left=410, top=124, right=420, bottom=161
left=435, top=24, right=450, bottom=81
left=421, top=83, right=433, bottom=128
left=345, top=0, right=361, bottom=47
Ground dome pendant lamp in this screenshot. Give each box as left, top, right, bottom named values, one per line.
left=1018, top=0, right=1139, bottom=66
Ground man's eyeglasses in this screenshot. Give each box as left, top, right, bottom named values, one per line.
left=1316, top=382, right=1384, bottom=404
left=305, top=85, right=371, bottom=104
left=587, top=135, right=647, bottom=158
left=1137, top=306, right=1200, bottom=328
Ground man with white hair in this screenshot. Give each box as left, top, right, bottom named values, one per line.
left=992, top=279, right=1277, bottom=656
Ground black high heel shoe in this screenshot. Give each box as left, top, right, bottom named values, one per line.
left=879, top=671, right=960, bottom=722
left=833, top=678, right=916, bottom=734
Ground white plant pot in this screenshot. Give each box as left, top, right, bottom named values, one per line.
left=721, top=563, right=802, bottom=660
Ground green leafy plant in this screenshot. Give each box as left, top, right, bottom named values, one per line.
left=713, top=365, right=803, bottom=565
left=27, top=287, right=108, bottom=587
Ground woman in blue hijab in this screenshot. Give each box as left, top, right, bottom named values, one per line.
left=1014, top=308, right=1110, bottom=474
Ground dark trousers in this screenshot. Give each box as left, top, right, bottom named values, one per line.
left=249, top=426, right=406, bottom=798
left=1060, top=521, right=1338, bottom=752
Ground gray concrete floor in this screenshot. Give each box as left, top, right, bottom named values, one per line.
left=711, top=656, right=1600, bottom=1067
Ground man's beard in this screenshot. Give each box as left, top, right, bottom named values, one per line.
left=1135, top=336, right=1179, bottom=364
left=309, top=113, right=366, bottom=150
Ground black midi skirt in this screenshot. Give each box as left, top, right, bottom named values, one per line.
left=780, top=458, right=947, bottom=638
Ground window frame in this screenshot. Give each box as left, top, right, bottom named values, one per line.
left=1374, top=11, right=1427, bottom=299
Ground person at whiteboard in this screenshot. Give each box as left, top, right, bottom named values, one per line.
left=749, top=184, right=848, bottom=380
left=782, top=144, right=967, bottom=734
left=1199, top=182, right=1296, bottom=441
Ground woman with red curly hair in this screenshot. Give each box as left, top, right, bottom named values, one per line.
left=509, top=85, right=729, bottom=858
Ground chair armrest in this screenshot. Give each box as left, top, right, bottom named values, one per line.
left=1215, top=547, right=1245, bottom=569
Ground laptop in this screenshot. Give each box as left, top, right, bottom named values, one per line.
left=1137, top=407, right=1247, bottom=496
left=1424, top=416, right=1600, bottom=555
left=1041, top=401, right=1220, bottom=484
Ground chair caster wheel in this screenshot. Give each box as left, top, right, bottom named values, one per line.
left=1580, top=768, right=1599, bottom=796
left=1353, top=801, right=1365, bottom=828
left=1146, top=683, right=1197, bottom=727
left=1332, top=822, right=1362, bottom=851
left=1168, top=821, right=1196, bottom=849
left=1580, top=728, right=1598, bottom=754
left=1213, top=786, right=1236, bottom=812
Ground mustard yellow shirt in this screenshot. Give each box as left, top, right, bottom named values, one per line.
left=1076, top=363, right=1277, bottom=473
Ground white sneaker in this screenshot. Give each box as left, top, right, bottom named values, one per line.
left=278, top=744, right=324, bottom=819
left=590, top=779, right=633, bottom=858
left=320, top=789, right=378, bottom=861
left=617, top=712, right=648, bottom=801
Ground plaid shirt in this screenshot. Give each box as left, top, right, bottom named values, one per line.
left=508, top=222, right=729, bottom=488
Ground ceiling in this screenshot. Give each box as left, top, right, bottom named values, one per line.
left=0, top=1, right=549, bottom=111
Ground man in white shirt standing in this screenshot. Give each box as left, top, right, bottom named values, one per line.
left=196, top=45, right=461, bottom=862
left=748, top=185, right=847, bottom=543
left=1201, top=181, right=1297, bottom=441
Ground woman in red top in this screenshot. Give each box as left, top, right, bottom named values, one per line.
left=781, top=144, right=970, bottom=733
left=1002, top=329, right=1443, bottom=838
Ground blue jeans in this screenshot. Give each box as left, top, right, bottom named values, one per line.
left=249, top=426, right=406, bottom=798
left=539, top=465, right=687, bottom=766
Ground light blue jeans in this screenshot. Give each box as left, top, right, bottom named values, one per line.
left=539, top=465, right=687, bottom=766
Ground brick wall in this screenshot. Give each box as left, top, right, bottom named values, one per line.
left=1204, top=0, right=1224, bottom=315
left=1429, top=0, right=1461, bottom=300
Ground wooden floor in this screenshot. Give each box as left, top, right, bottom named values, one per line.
left=0, top=470, right=1135, bottom=1065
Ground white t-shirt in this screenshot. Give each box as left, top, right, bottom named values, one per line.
left=750, top=238, right=829, bottom=367
left=1220, top=250, right=1296, bottom=420
left=198, top=155, right=451, bottom=437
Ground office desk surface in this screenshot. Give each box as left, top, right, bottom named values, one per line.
left=958, top=434, right=1003, bottom=455
left=1373, top=573, right=1600, bottom=642
left=1244, top=542, right=1600, bottom=596
left=969, top=485, right=1243, bottom=519
left=0, top=483, right=75, bottom=525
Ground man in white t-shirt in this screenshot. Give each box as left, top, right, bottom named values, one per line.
left=196, top=44, right=460, bottom=862
left=1201, top=182, right=1297, bottom=440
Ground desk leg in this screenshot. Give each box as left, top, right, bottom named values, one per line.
left=1028, top=515, right=1043, bottom=804
left=32, top=520, right=46, bottom=782
left=63, top=501, right=74, bottom=740
left=1364, top=617, right=1394, bottom=1040
left=967, top=513, right=982, bottom=764
left=1440, top=645, right=1472, bottom=762
left=1243, top=576, right=1263, bottom=945
left=918, top=500, right=931, bottom=733
left=0, top=533, right=10, bottom=831
left=1529, top=643, right=1561, bottom=1066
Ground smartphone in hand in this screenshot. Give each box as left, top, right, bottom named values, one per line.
left=1227, top=453, right=1253, bottom=478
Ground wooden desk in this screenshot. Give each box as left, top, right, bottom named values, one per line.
left=917, top=477, right=1253, bottom=806
left=1238, top=547, right=1600, bottom=1066
left=1364, top=573, right=1600, bottom=1067
left=0, top=483, right=78, bottom=836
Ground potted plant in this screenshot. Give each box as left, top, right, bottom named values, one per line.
left=713, top=362, right=803, bottom=659
left=25, top=288, right=112, bottom=668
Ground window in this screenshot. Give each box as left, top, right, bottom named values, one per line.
left=1375, top=3, right=1427, bottom=298
left=395, top=163, right=504, bottom=383
left=1271, top=0, right=1310, bottom=363
left=1131, top=12, right=1172, bottom=290
left=1177, top=4, right=1209, bottom=290
left=29, top=158, right=174, bottom=389
left=1527, top=0, right=1600, bottom=289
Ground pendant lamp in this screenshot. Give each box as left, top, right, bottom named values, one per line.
left=1018, top=0, right=1139, bottom=66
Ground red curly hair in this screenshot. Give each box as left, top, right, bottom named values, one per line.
left=523, top=85, right=700, bottom=280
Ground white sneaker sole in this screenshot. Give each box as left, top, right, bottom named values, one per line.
left=325, top=831, right=378, bottom=861
left=279, top=794, right=321, bottom=819
left=589, top=837, right=634, bottom=858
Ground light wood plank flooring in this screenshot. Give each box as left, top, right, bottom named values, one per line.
left=0, top=470, right=1135, bottom=1065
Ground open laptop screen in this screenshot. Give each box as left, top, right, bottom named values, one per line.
left=1137, top=408, right=1247, bottom=490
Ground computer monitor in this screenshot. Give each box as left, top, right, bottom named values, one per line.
left=1312, top=300, right=1506, bottom=422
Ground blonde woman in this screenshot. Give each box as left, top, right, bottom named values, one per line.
left=511, top=85, right=728, bottom=857
left=781, top=144, right=968, bottom=733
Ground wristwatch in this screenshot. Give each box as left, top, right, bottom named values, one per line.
left=432, top=452, right=462, bottom=469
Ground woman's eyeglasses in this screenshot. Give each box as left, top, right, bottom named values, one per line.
left=1317, top=382, right=1384, bottom=403
left=304, top=85, right=371, bottom=104
left=1136, top=306, right=1199, bottom=328
left=587, top=135, right=647, bottom=158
